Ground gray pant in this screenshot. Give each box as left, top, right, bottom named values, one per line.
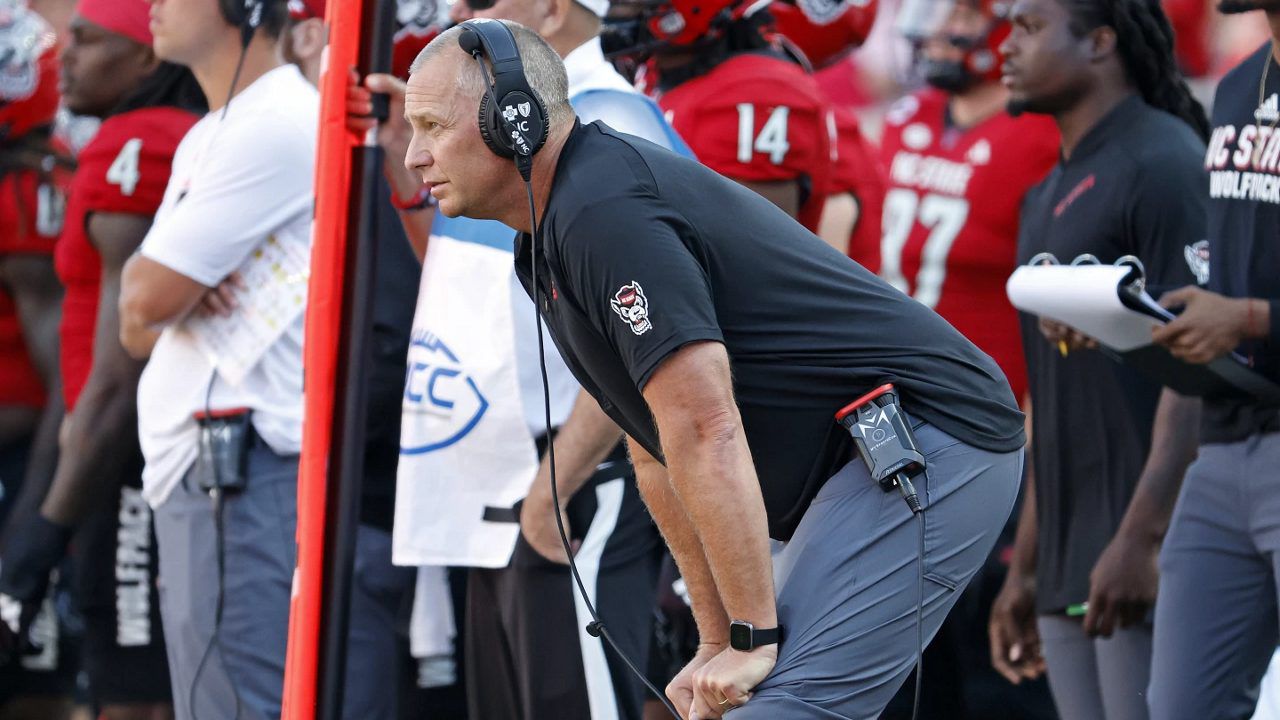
left=1038, top=614, right=1152, bottom=720
left=1149, top=434, right=1280, bottom=720
left=155, top=442, right=298, bottom=720
left=343, top=524, right=416, bottom=719
left=155, top=442, right=415, bottom=720
left=727, top=422, right=1022, bottom=719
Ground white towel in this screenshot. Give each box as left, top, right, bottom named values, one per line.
left=392, top=229, right=540, bottom=568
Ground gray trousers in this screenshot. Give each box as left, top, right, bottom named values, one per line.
left=155, top=442, right=298, bottom=720
left=1149, top=433, right=1280, bottom=720
left=1038, top=615, right=1152, bottom=720
left=155, top=441, right=414, bottom=720
left=727, top=422, right=1022, bottom=719
left=344, top=524, right=417, bottom=718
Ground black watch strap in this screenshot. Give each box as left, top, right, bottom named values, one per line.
left=752, top=626, right=780, bottom=647
left=729, top=620, right=781, bottom=651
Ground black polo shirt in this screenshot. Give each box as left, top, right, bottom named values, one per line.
left=1017, top=96, right=1206, bottom=613
left=1202, top=43, right=1280, bottom=441
left=515, top=121, right=1025, bottom=541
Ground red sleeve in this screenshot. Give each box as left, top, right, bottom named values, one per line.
left=662, top=58, right=830, bottom=185
left=1005, top=114, right=1061, bottom=192
left=77, top=109, right=193, bottom=217
left=0, top=168, right=66, bottom=256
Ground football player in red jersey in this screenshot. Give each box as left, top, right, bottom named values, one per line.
left=0, top=5, right=75, bottom=718
left=860, top=0, right=1058, bottom=405
left=769, top=0, right=884, bottom=254
left=606, top=0, right=834, bottom=232
left=0, top=2, right=204, bottom=718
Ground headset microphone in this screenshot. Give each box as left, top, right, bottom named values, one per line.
left=457, top=19, right=681, bottom=718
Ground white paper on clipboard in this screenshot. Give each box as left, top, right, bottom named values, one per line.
left=181, top=234, right=309, bottom=386
left=1005, top=264, right=1166, bottom=351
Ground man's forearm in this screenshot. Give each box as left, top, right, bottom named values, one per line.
left=118, top=318, right=159, bottom=359
left=385, top=158, right=433, bottom=262
left=627, top=437, right=731, bottom=644
left=1115, top=389, right=1200, bottom=542
left=660, top=412, right=777, bottom=631
left=529, top=390, right=624, bottom=503
left=42, top=374, right=143, bottom=526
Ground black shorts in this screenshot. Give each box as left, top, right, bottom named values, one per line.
left=74, top=479, right=171, bottom=704
left=0, top=597, right=81, bottom=707
left=0, top=436, right=79, bottom=705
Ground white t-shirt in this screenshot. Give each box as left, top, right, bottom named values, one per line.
left=136, top=65, right=318, bottom=507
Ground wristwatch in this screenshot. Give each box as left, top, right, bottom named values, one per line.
left=729, top=620, right=781, bottom=652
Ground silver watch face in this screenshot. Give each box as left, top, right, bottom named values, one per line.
left=729, top=620, right=754, bottom=650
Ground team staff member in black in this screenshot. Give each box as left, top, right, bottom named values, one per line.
left=1146, top=0, right=1280, bottom=715
left=403, top=20, right=1024, bottom=720
left=995, top=0, right=1206, bottom=717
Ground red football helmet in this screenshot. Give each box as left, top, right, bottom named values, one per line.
left=769, top=0, right=877, bottom=70
left=897, top=0, right=1010, bottom=89
left=603, top=0, right=757, bottom=58
left=0, top=3, right=59, bottom=142
left=392, top=0, right=447, bottom=79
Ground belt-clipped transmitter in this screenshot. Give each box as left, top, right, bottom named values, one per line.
left=835, top=383, right=924, bottom=514
left=193, top=407, right=253, bottom=495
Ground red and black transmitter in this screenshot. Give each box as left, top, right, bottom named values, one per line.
left=835, top=384, right=925, bottom=514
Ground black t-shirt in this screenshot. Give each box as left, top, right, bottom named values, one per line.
left=1202, top=43, right=1280, bottom=441
left=1017, top=96, right=1206, bottom=613
left=515, top=121, right=1025, bottom=541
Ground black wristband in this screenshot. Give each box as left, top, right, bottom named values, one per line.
left=0, top=515, right=72, bottom=602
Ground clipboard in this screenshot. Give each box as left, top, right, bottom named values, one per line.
left=1006, top=263, right=1280, bottom=403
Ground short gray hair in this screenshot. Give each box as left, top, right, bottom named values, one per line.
left=409, top=20, right=574, bottom=128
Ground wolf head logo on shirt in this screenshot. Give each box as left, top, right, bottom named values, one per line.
left=1257, top=94, right=1279, bottom=124
left=611, top=282, right=652, bottom=335
left=1185, top=240, right=1210, bottom=286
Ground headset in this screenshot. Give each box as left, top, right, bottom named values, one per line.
left=458, top=19, right=549, bottom=179
left=457, top=19, right=682, bottom=718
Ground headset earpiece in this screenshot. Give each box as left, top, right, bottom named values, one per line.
left=221, top=0, right=265, bottom=45
left=457, top=20, right=549, bottom=160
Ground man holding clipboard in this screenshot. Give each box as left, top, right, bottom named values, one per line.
left=992, top=0, right=1207, bottom=716
left=1145, top=1, right=1280, bottom=713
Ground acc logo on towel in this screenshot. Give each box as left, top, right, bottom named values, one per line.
left=401, top=330, right=490, bottom=454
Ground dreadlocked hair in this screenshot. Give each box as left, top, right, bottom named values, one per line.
left=1062, top=0, right=1210, bottom=141
left=113, top=61, right=209, bottom=117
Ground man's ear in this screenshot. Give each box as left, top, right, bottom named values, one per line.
left=137, top=45, right=162, bottom=75
left=1088, top=24, right=1117, bottom=63
left=297, top=18, right=327, bottom=60
left=540, top=0, right=574, bottom=38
